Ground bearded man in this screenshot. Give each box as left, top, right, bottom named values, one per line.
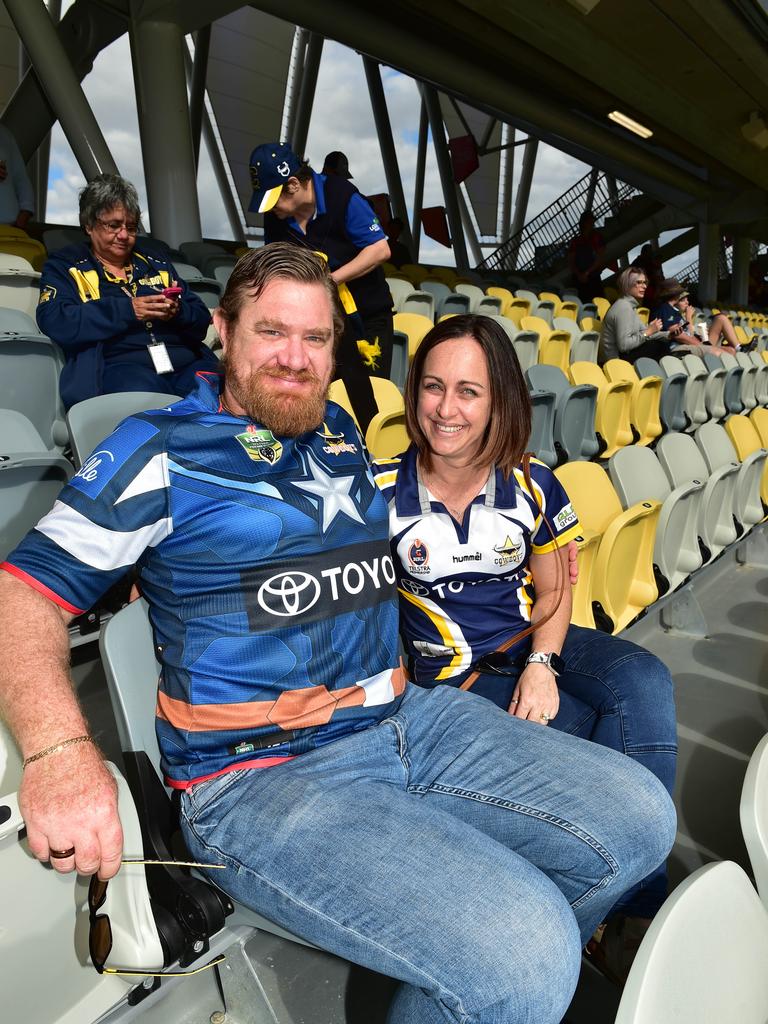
left=0, top=243, right=674, bottom=1024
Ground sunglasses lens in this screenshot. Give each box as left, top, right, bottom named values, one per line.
left=89, top=875, right=108, bottom=912
left=89, top=914, right=112, bottom=969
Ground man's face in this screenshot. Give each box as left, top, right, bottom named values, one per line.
left=271, top=178, right=304, bottom=220
left=213, top=278, right=335, bottom=437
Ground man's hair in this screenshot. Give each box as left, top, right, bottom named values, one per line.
left=617, top=265, right=647, bottom=296
left=218, top=242, right=345, bottom=345
left=404, top=313, right=531, bottom=478
left=79, top=173, right=141, bottom=229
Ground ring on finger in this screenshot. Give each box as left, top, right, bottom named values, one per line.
left=540, top=712, right=553, bottom=722
left=50, top=847, right=75, bottom=860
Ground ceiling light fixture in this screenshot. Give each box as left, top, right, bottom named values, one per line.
left=608, top=110, right=653, bottom=139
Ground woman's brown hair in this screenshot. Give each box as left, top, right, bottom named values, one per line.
left=404, top=313, right=532, bottom=478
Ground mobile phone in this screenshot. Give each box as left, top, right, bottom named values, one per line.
left=163, top=286, right=182, bottom=298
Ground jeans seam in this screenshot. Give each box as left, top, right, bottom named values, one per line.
left=410, top=782, right=619, bottom=910
left=182, top=807, right=470, bottom=1022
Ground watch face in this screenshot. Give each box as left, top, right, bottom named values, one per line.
left=550, top=652, right=565, bottom=675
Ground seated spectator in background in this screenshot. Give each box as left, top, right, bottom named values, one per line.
left=568, top=211, right=605, bottom=302
left=633, top=244, right=664, bottom=308
left=687, top=297, right=741, bottom=350
left=37, top=173, right=216, bottom=410
left=0, top=123, right=34, bottom=229
left=600, top=266, right=666, bottom=363
left=384, top=216, right=412, bottom=268
left=322, top=150, right=353, bottom=179
left=651, top=279, right=725, bottom=357
left=250, top=141, right=393, bottom=432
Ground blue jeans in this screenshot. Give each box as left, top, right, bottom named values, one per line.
left=180, top=683, right=675, bottom=1024
left=457, top=625, right=678, bottom=917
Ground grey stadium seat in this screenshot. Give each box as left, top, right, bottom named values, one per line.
left=0, top=330, right=67, bottom=452
left=661, top=354, right=707, bottom=430
left=694, top=420, right=766, bottom=530
left=635, top=357, right=687, bottom=433
left=0, top=447, right=73, bottom=560
left=66, top=392, right=182, bottom=469
left=526, top=365, right=598, bottom=463
left=526, top=384, right=557, bottom=468
left=608, top=444, right=703, bottom=592
left=704, top=352, right=742, bottom=414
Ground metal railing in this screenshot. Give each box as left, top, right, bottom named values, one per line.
left=478, top=170, right=641, bottom=275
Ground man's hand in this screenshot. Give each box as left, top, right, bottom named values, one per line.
left=21, top=742, right=123, bottom=879
left=509, top=664, right=560, bottom=725
left=132, top=294, right=179, bottom=322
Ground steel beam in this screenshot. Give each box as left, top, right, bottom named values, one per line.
left=411, top=97, right=428, bottom=259
left=362, top=56, right=413, bottom=256
left=498, top=122, right=514, bottom=240
left=188, top=24, right=211, bottom=170
left=698, top=222, right=720, bottom=302
left=291, top=32, right=323, bottom=158
left=731, top=235, right=751, bottom=306
left=508, top=137, right=538, bottom=268
left=5, top=0, right=118, bottom=180
left=422, top=83, right=469, bottom=271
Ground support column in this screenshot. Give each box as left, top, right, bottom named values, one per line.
left=422, top=83, right=469, bottom=271
left=5, top=0, right=118, bottom=180
left=282, top=28, right=309, bottom=144
left=130, top=15, right=202, bottom=247
left=698, top=222, right=720, bottom=303
left=508, top=137, right=538, bottom=269
left=731, top=236, right=751, bottom=306
left=362, top=56, right=413, bottom=256
left=498, top=123, right=514, bottom=242
left=182, top=49, right=245, bottom=244
left=410, top=97, right=428, bottom=259
left=291, top=33, right=323, bottom=158
left=583, top=168, right=599, bottom=215
left=19, top=0, right=60, bottom=222
left=457, top=185, right=483, bottom=266
left=188, top=25, right=211, bottom=170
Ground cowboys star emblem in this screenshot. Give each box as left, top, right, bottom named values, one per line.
left=294, top=451, right=365, bottom=533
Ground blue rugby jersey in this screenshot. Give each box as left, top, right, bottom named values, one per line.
left=3, top=374, right=403, bottom=785
left=372, top=446, right=581, bottom=685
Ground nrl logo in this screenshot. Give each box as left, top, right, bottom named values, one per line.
left=236, top=425, right=283, bottom=465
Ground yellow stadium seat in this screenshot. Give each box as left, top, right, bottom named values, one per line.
left=750, top=406, right=768, bottom=447
left=636, top=306, right=650, bottom=325
left=393, top=311, right=434, bottom=360
left=567, top=530, right=600, bottom=629
left=538, top=291, right=562, bottom=316
left=328, top=377, right=408, bottom=459
left=555, top=461, right=660, bottom=634
left=559, top=301, right=579, bottom=321
left=0, top=232, right=46, bottom=272
left=399, top=263, right=430, bottom=286
left=486, top=286, right=515, bottom=316
left=580, top=316, right=601, bottom=333
left=506, top=297, right=532, bottom=327
left=521, top=315, right=571, bottom=373
left=603, top=358, right=662, bottom=447
left=428, top=266, right=458, bottom=287
left=725, top=414, right=768, bottom=506
left=569, top=361, right=632, bottom=458
left=593, top=297, right=611, bottom=320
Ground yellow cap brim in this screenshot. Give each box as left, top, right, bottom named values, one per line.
left=259, top=185, right=283, bottom=214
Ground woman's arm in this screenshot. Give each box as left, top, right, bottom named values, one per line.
left=509, top=545, right=572, bottom=724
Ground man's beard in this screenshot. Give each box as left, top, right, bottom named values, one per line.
left=223, top=358, right=329, bottom=437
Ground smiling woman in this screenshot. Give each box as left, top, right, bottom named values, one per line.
left=372, top=313, right=678, bottom=973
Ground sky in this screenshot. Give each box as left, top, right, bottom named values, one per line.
left=45, top=16, right=693, bottom=276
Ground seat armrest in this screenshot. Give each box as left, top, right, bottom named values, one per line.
left=0, top=791, right=22, bottom=842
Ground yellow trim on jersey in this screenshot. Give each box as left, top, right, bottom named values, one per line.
left=398, top=587, right=468, bottom=680
left=69, top=267, right=101, bottom=302
left=373, top=469, right=398, bottom=490
left=532, top=522, right=582, bottom=555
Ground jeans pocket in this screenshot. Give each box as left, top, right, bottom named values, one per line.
left=183, top=769, right=247, bottom=824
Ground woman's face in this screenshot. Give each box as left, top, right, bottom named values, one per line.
left=417, top=337, right=491, bottom=468
left=86, top=203, right=138, bottom=266
left=628, top=274, right=648, bottom=301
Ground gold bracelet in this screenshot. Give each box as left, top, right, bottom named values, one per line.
left=22, top=735, right=93, bottom=769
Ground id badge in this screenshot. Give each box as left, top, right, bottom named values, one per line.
left=148, top=341, right=174, bottom=374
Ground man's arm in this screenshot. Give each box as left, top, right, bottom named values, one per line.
left=330, top=238, right=391, bottom=286
left=0, top=572, right=123, bottom=878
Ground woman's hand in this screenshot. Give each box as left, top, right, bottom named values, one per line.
left=508, top=663, right=559, bottom=725
left=645, top=318, right=663, bottom=335
left=132, top=294, right=179, bottom=322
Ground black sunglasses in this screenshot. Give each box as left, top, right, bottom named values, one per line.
left=88, top=859, right=226, bottom=977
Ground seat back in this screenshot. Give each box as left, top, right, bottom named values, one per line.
left=527, top=390, right=557, bottom=468
left=696, top=420, right=766, bottom=527
left=0, top=452, right=73, bottom=560
left=570, top=360, right=633, bottom=458
left=393, top=311, right=434, bottom=359
left=386, top=277, right=413, bottom=311
left=0, top=335, right=66, bottom=451
left=67, top=392, right=182, bottom=468
left=615, top=861, right=768, bottom=1024
left=0, top=270, right=41, bottom=317
left=741, top=733, right=768, bottom=910
left=400, top=290, right=436, bottom=320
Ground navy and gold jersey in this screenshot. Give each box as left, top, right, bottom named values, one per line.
left=3, top=375, right=402, bottom=785
left=372, top=446, right=581, bottom=685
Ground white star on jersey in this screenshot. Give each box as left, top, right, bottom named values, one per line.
left=294, top=452, right=365, bottom=533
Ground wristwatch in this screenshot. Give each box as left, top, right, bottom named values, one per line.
left=525, top=651, right=564, bottom=677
